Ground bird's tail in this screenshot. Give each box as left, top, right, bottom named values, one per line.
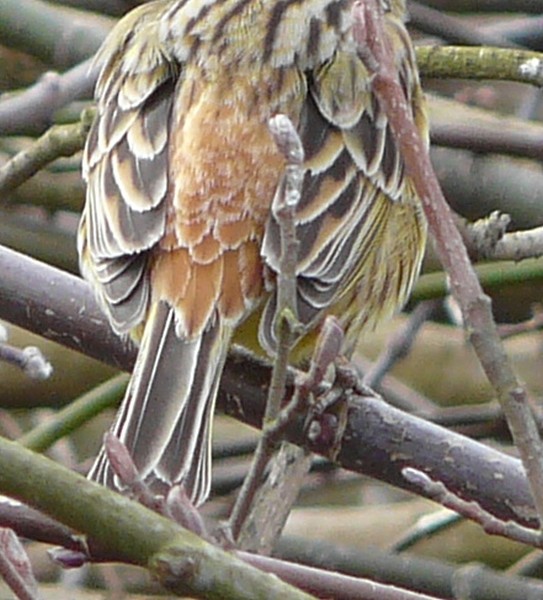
left=88, top=301, right=231, bottom=506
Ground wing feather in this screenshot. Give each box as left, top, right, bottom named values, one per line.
left=80, top=4, right=177, bottom=334
left=259, top=8, right=427, bottom=355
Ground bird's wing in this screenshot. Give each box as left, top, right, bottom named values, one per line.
left=79, top=2, right=179, bottom=335
left=80, top=4, right=229, bottom=503
left=260, top=11, right=427, bottom=353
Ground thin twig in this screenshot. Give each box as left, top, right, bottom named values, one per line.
left=363, top=300, right=439, bottom=389
left=355, top=0, right=543, bottom=532
left=0, top=528, right=40, bottom=600
left=0, top=115, right=93, bottom=197
left=0, top=58, right=98, bottom=136
left=264, top=113, right=305, bottom=426
left=228, top=114, right=304, bottom=541
left=498, top=305, right=543, bottom=339
left=17, top=374, right=127, bottom=452
left=0, top=342, right=52, bottom=380
left=236, top=316, right=344, bottom=553
left=100, top=432, right=208, bottom=537
left=415, top=46, right=543, bottom=86
left=391, top=508, right=462, bottom=552
left=354, top=354, right=438, bottom=416
left=403, top=467, right=542, bottom=547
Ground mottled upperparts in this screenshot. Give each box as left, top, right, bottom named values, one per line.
left=90, top=0, right=360, bottom=89
left=162, top=0, right=354, bottom=68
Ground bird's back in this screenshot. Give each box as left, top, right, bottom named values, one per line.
left=79, top=0, right=427, bottom=502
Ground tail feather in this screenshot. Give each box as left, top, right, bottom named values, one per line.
left=88, top=301, right=231, bottom=506
left=156, top=318, right=227, bottom=503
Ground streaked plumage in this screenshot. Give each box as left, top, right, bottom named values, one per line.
left=78, top=0, right=427, bottom=505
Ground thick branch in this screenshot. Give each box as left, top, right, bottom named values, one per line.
left=0, top=0, right=112, bottom=68
left=409, top=3, right=519, bottom=47
left=0, top=436, right=314, bottom=599
left=0, top=245, right=539, bottom=532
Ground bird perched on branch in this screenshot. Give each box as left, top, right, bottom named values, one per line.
left=78, top=0, right=428, bottom=506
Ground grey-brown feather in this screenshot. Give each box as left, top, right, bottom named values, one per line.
left=88, top=301, right=230, bottom=505
left=258, top=9, right=425, bottom=355
left=81, top=47, right=176, bottom=332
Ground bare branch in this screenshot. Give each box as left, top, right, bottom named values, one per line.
left=0, top=244, right=541, bottom=535
left=240, top=550, right=443, bottom=600
left=0, top=0, right=111, bottom=68
left=0, top=343, right=52, bottom=380
left=409, top=2, right=519, bottom=47
left=363, top=301, right=439, bottom=389
left=404, top=467, right=543, bottom=547
left=0, top=59, right=97, bottom=136
left=0, top=116, right=92, bottom=194
left=228, top=114, right=305, bottom=544
left=354, top=0, right=543, bottom=530
left=0, top=528, right=40, bottom=600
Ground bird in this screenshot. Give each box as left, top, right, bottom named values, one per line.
left=78, top=0, right=428, bottom=507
